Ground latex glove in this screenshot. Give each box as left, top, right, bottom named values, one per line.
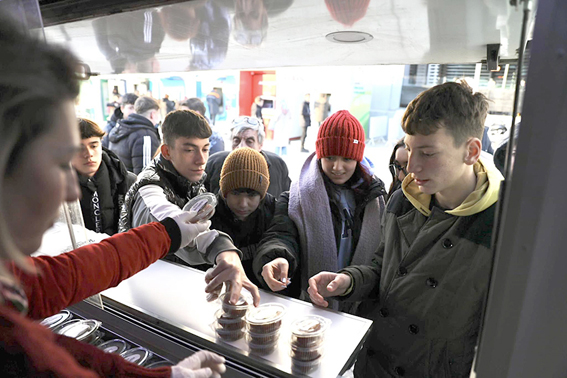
left=204, top=251, right=261, bottom=306
left=261, top=257, right=290, bottom=292
left=169, top=211, right=211, bottom=249
left=170, top=351, right=226, bottom=378
left=307, top=271, right=352, bottom=307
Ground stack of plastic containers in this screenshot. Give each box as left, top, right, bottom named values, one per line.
left=290, top=315, right=331, bottom=375
left=213, top=292, right=252, bottom=341
left=244, top=303, right=286, bottom=355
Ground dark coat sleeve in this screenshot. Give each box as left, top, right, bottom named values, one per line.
left=253, top=191, right=301, bottom=286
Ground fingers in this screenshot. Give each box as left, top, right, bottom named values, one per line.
left=191, top=367, right=213, bottom=378
left=278, top=260, right=289, bottom=284
left=242, top=279, right=261, bottom=306
left=261, top=263, right=286, bottom=292
left=307, top=276, right=329, bottom=307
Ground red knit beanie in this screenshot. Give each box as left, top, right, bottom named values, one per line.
left=316, top=110, right=365, bottom=162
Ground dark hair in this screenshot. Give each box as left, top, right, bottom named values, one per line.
left=78, top=118, right=105, bottom=139
left=181, top=98, right=207, bottom=116
left=230, top=188, right=260, bottom=196
left=319, top=160, right=373, bottom=198
left=134, top=96, right=160, bottom=115
left=121, top=93, right=138, bottom=106
left=387, top=138, right=406, bottom=200
left=402, top=81, right=489, bottom=146
left=162, top=110, right=212, bottom=146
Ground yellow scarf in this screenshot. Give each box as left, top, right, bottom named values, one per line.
left=401, top=158, right=503, bottom=217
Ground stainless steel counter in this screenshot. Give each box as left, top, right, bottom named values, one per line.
left=101, top=260, right=372, bottom=378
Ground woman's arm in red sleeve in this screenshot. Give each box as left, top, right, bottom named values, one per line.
left=11, top=220, right=178, bottom=319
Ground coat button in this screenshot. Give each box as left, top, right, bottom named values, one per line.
left=426, top=278, right=438, bottom=288
left=443, top=238, right=453, bottom=249
left=398, top=266, right=408, bottom=276
left=408, top=324, right=419, bottom=334
left=394, top=366, right=405, bottom=376
left=379, top=308, right=389, bottom=317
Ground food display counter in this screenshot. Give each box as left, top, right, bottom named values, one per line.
left=69, top=260, right=373, bottom=377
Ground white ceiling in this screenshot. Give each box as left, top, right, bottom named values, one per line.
left=43, top=0, right=536, bottom=75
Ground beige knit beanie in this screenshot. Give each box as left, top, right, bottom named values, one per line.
left=220, top=147, right=270, bottom=198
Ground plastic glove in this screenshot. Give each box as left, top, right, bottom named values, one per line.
left=170, top=351, right=226, bottom=378
left=169, top=211, right=211, bottom=249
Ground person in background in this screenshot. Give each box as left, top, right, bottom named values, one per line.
left=250, top=96, right=264, bottom=125
left=0, top=14, right=226, bottom=377
left=72, top=118, right=137, bottom=235
left=102, top=93, right=138, bottom=148
left=269, top=100, right=292, bottom=156
left=180, top=98, right=225, bottom=155
left=254, top=110, right=386, bottom=314
left=481, top=125, right=494, bottom=154
left=205, top=116, right=291, bottom=198
left=206, top=87, right=223, bottom=125
left=386, top=137, right=408, bottom=201
left=308, top=82, right=504, bottom=377
left=163, top=94, right=176, bottom=114
left=210, top=147, right=276, bottom=286
left=119, top=109, right=260, bottom=306
left=300, top=93, right=311, bottom=153
left=313, top=93, right=331, bottom=126
left=108, top=96, right=162, bottom=174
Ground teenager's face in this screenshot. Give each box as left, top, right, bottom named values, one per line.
left=405, top=128, right=475, bottom=198
left=163, top=137, right=209, bottom=182
left=72, top=137, right=102, bottom=177
left=394, top=146, right=409, bottom=182
left=225, top=190, right=261, bottom=221
left=3, top=101, right=81, bottom=255
left=232, top=129, right=262, bottom=151
left=320, top=156, right=357, bottom=185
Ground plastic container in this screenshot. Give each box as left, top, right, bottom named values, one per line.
left=120, top=347, right=153, bottom=366
left=98, top=339, right=129, bottom=354
left=183, top=193, right=217, bottom=222
left=40, top=310, right=72, bottom=330
left=246, top=329, right=280, bottom=345
left=216, top=309, right=246, bottom=330
left=245, top=303, right=286, bottom=334
left=214, top=322, right=245, bottom=341
left=248, top=338, right=278, bottom=355
left=146, top=359, right=174, bottom=368
left=290, top=341, right=324, bottom=361
left=55, top=319, right=103, bottom=344
left=219, top=292, right=252, bottom=318
left=290, top=315, right=331, bottom=348
left=291, top=355, right=322, bottom=375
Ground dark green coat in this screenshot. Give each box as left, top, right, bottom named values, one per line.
left=342, top=189, right=496, bottom=377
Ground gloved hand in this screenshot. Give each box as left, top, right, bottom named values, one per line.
left=169, top=211, right=211, bottom=249
left=170, top=351, right=226, bottom=378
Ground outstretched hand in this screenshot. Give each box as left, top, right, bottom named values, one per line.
left=307, top=272, right=351, bottom=307
left=171, top=350, right=226, bottom=378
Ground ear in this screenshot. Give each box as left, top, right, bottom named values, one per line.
left=161, top=143, right=172, bottom=160
left=464, top=137, right=482, bottom=165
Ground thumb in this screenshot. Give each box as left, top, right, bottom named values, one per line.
left=193, top=220, right=211, bottom=233
left=327, top=277, right=340, bottom=292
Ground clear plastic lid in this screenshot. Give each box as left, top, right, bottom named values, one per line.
left=55, top=319, right=101, bottom=341
left=183, top=193, right=217, bottom=222
left=290, top=315, right=331, bottom=337
left=219, top=291, right=252, bottom=311
left=245, top=303, right=286, bottom=325
left=120, top=347, right=152, bottom=365
left=98, top=339, right=128, bottom=354
left=40, top=310, right=72, bottom=329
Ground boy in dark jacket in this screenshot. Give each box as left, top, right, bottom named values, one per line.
left=308, top=82, right=504, bottom=377
left=72, top=118, right=137, bottom=235
left=211, top=147, right=276, bottom=286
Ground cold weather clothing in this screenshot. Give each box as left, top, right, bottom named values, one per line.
left=101, top=107, right=122, bottom=148
left=108, top=113, right=161, bottom=174
left=0, top=220, right=182, bottom=377
left=211, top=193, right=276, bottom=286
left=316, top=110, right=366, bottom=162
left=76, top=148, right=137, bottom=235
left=219, top=148, right=270, bottom=200
left=119, top=154, right=241, bottom=266
left=205, top=150, right=291, bottom=199
left=253, top=152, right=386, bottom=313
left=206, top=90, right=223, bottom=125
left=313, top=95, right=331, bottom=124
left=209, top=131, right=225, bottom=155
left=339, top=158, right=503, bottom=377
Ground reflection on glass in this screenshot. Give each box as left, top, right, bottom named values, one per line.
left=324, top=0, right=370, bottom=27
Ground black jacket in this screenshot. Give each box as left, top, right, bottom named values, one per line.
left=210, top=193, right=276, bottom=285
left=102, top=107, right=122, bottom=148
left=77, top=148, right=137, bottom=235
left=108, top=113, right=161, bottom=174
left=253, top=176, right=386, bottom=301
left=205, top=150, right=291, bottom=199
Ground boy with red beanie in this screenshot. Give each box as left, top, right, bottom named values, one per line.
left=253, top=110, right=386, bottom=314
left=308, top=82, right=504, bottom=377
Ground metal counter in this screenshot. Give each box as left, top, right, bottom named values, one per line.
left=100, top=260, right=372, bottom=378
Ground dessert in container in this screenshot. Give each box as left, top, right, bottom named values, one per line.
left=290, top=340, right=324, bottom=361
left=219, top=292, right=252, bottom=318
left=215, top=309, right=246, bottom=330
left=248, top=338, right=278, bottom=355
left=291, top=355, right=322, bottom=375
left=245, top=303, right=286, bottom=334
left=290, top=315, right=331, bottom=348
left=213, top=321, right=245, bottom=341
left=246, top=328, right=280, bottom=345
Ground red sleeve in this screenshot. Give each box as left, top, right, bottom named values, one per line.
left=10, top=222, right=171, bottom=320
